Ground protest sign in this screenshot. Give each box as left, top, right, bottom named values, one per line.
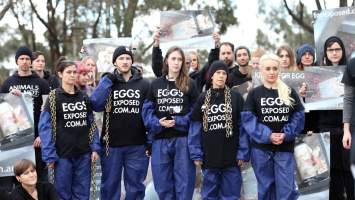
left=252, top=66, right=344, bottom=111
left=313, top=6, right=355, bottom=64
left=83, top=38, right=133, bottom=73
left=0, top=94, right=35, bottom=177
left=159, top=10, right=216, bottom=54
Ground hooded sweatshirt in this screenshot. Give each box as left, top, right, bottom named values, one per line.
left=91, top=68, right=150, bottom=147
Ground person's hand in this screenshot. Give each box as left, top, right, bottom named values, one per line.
left=270, top=133, right=285, bottom=145
left=159, top=117, right=175, bottom=128
left=153, top=27, right=160, bottom=47
left=33, top=137, right=41, bottom=148
left=299, top=82, right=307, bottom=98
left=47, top=162, right=55, bottom=169
left=343, top=130, right=352, bottom=149
left=194, top=160, right=203, bottom=167
left=91, top=152, right=99, bottom=162
left=145, top=145, right=152, bottom=157
left=237, top=160, right=244, bottom=166
left=212, top=32, right=221, bottom=47
left=10, top=89, right=22, bottom=96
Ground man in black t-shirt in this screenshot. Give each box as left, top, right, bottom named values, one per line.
left=0, top=47, right=50, bottom=193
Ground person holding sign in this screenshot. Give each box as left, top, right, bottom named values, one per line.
left=188, top=60, right=249, bottom=199
left=39, top=58, right=100, bottom=200
left=241, top=54, right=305, bottom=200
left=319, top=36, right=354, bottom=200
left=143, top=46, right=198, bottom=200
left=90, top=46, right=150, bottom=200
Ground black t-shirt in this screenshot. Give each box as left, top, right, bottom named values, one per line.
left=191, top=88, right=244, bottom=168
left=43, top=88, right=91, bottom=158
left=244, top=85, right=304, bottom=151
left=148, top=77, right=198, bottom=138
left=1, top=72, right=50, bottom=137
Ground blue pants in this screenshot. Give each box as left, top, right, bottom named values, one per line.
left=251, top=148, right=298, bottom=200
left=54, top=153, right=91, bottom=200
left=100, top=145, right=149, bottom=200
left=202, top=167, right=242, bottom=200
left=151, top=137, right=195, bottom=200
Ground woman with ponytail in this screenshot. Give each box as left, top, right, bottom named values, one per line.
left=241, top=54, right=305, bottom=200
left=39, top=57, right=100, bottom=200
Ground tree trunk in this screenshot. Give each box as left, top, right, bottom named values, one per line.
left=122, top=0, right=138, bottom=37
left=339, top=0, right=347, bottom=7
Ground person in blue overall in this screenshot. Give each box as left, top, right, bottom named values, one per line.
left=39, top=58, right=100, bottom=200
left=90, top=46, right=150, bottom=200
left=241, top=54, right=305, bottom=200
left=188, top=60, right=249, bottom=199
left=142, top=46, right=198, bottom=200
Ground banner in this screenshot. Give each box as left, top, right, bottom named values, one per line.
left=83, top=38, right=133, bottom=73
left=159, top=10, right=215, bottom=54
left=252, top=66, right=344, bottom=111
left=0, top=94, right=35, bottom=177
left=313, top=6, right=355, bottom=64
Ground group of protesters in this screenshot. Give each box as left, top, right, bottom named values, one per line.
left=0, top=27, right=353, bottom=200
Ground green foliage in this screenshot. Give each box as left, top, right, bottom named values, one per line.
left=256, top=1, right=314, bottom=51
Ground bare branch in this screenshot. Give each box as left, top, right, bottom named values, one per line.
left=28, top=0, right=50, bottom=30
left=283, top=0, right=313, bottom=33
left=315, top=0, right=322, bottom=10
left=0, top=0, right=12, bottom=21
left=92, top=1, right=103, bottom=38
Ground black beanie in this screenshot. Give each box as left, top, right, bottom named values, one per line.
left=15, top=46, right=32, bottom=62
left=208, top=60, right=229, bottom=81
left=112, top=46, right=134, bottom=64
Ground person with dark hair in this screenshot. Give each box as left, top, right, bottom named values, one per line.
left=143, top=45, right=198, bottom=200
left=242, top=54, right=305, bottom=200
left=295, top=43, right=316, bottom=71
left=39, top=58, right=100, bottom=200
left=0, top=46, right=50, bottom=192
left=11, top=159, right=59, bottom=200
left=340, top=42, right=355, bottom=199
left=188, top=60, right=249, bottom=199
left=152, top=29, right=251, bottom=91
left=32, top=51, right=60, bottom=90
left=90, top=46, right=150, bottom=200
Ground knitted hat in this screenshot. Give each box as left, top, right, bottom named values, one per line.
left=208, top=60, right=228, bottom=81
left=15, top=46, right=32, bottom=62
left=112, top=46, right=134, bottom=64
left=296, top=43, right=315, bottom=65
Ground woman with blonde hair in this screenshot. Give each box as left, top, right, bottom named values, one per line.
left=241, top=54, right=305, bottom=200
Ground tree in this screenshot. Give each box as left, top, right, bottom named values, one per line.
left=0, top=0, right=12, bottom=21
